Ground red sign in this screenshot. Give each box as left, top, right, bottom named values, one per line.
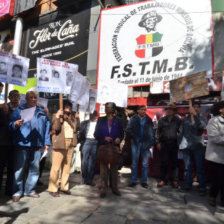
left=0, top=0, right=15, bottom=20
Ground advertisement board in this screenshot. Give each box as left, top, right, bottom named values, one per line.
left=22, top=3, right=91, bottom=78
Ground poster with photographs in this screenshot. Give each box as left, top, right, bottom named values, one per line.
left=0, top=51, right=30, bottom=86
left=170, top=71, right=209, bottom=102
left=69, top=72, right=90, bottom=106
left=97, top=80, right=128, bottom=108
left=89, top=89, right=97, bottom=113
left=37, top=58, right=78, bottom=94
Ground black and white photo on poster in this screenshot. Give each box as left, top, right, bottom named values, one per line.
left=0, top=60, right=7, bottom=76
left=69, top=72, right=90, bottom=106
left=39, top=68, right=49, bottom=82
left=37, top=57, right=78, bottom=94
left=89, top=89, right=97, bottom=113
left=0, top=51, right=30, bottom=86
left=97, top=79, right=128, bottom=108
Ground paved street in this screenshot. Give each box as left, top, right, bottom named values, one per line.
left=0, top=168, right=224, bottom=224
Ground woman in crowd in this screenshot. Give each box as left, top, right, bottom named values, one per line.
left=48, top=101, right=80, bottom=197
left=94, top=102, right=124, bottom=198
left=206, top=101, right=224, bottom=207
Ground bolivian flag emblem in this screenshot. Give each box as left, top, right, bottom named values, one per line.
left=135, top=33, right=163, bottom=58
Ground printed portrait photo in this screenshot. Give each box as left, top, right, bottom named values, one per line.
left=0, top=61, right=7, bottom=76
left=52, top=70, right=60, bottom=79
left=11, top=64, right=23, bottom=79
left=66, top=71, right=73, bottom=87
left=39, top=69, right=49, bottom=81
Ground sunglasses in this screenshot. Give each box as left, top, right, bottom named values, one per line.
left=64, top=111, right=71, bottom=116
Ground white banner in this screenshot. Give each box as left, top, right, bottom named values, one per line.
left=97, top=80, right=128, bottom=108
left=98, top=0, right=213, bottom=86
left=69, top=72, right=90, bottom=106
left=0, top=51, right=30, bottom=86
left=37, top=58, right=78, bottom=94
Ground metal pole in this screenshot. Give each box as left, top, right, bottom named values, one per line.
left=96, top=0, right=105, bottom=9
left=13, top=17, right=23, bottom=55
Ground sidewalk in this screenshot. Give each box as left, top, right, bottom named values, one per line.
left=0, top=168, right=223, bottom=224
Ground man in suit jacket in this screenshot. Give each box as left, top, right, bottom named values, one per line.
left=48, top=100, right=80, bottom=197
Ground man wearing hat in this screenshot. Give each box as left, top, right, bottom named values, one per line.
left=138, top=10, right=162, bottom=32
left=156, top=103, right=181, bottom=188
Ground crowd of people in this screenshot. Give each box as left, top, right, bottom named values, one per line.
left=0, top=81, right=224, bottom=208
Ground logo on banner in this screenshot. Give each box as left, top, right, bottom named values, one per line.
left=135, top=11, right=163, bottom=58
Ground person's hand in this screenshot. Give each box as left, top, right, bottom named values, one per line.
left=114, top=138, right=120, bottom=145
left=157, top=143, right=161, bottom=151
left=105, top=136, right=113, bottom=142
left=45, top=145, right=50, bottom=151
left=44, top=107, right=49, bottom=116
left=189, top=107, right=197, bottom=116
left=75, top=112, right=79, bottom=119
left=56, top=109, right=63, bottom=118
left=3, top=104, right=8, bottom=113
left=14, top=119, right=24, bottom=128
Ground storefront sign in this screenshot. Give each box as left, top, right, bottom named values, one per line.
left=98, top=0, right=213, bottom=86
left=0, top=0, right=11, bottom=17
left=0, top=0, right=15, bottom=18
left=22, top=5, right=91, bottom=78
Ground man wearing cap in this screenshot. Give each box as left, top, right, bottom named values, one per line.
left=0, top=90, right=20, bottom=196
left=157, top=103, right=181, bottom=188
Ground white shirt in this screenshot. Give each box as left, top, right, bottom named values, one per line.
left=86, top=120, right=97, bottom=139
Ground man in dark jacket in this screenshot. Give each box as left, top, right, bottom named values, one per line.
left=179, top=102, right=207, bottom=195
left=156, top=103, right=181, bottom=188
left=9, top=91, right=51, bottom=202
left=0, top=90, right=20, bottom=196
left=94, top=102, right=124, bottom=197
left=126, top=105, right=155, bottom=188
left=79, top=110, right=98, bottom=186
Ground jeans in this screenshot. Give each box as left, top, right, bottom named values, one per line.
left=183, top=145, right=205, bottom=190
left=131, top=142, right=149, bottom=184
left=13, top=147, right=41, bottom=196
left=81, top=140, right=98, bottom=184
left=160, top=141, right=178, bottom=182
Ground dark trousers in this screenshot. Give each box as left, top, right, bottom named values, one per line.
left=209, top=161, right=224, bottom=202
left=81, top=140, right=98, bottom=185
left=0, top=145, right=14, bottom=196
left=183, top=145, right=205, bottom=190
left=160, top=141, right=178, bottom=182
